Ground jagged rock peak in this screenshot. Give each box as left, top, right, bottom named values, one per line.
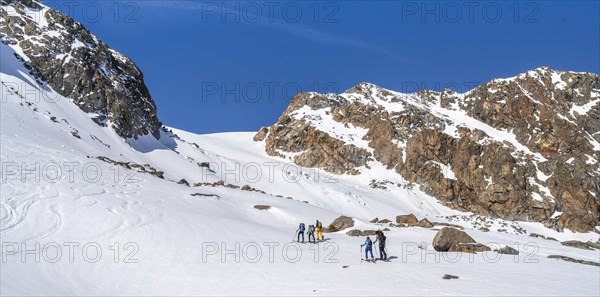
left=1, top=0, right=162, bottom=139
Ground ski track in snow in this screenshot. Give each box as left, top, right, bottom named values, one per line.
left=22, top=203, right=63, bottom=242
left=1, top=193, right=39, bottom=233
left=1, top=175, right=166, bottom=242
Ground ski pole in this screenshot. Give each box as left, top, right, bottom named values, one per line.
left=292, top=229, right=298, bottom=242
left=360, top=245, right=363, bottom=260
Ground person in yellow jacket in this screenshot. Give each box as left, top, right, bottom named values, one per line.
left=315, top=220, right=324, bottom=241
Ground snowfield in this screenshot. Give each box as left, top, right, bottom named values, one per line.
left=1, top=40, right=599, bottom=296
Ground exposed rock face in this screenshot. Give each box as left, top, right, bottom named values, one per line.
left=259, top=92, right=372, bottom=174
left=253, top=127, right=269, bottom=142
left=1, top=0, right=162, bottom=139
left=432, top=227, right=477, bottom=251
left=327, top=215, right=354, bottom=232
left=256, top=68, right=600, bottom=232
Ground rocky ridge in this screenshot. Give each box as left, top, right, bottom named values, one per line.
left=255, top=67, right=600, bottom=232
left=1, top=0, right=162, bottom=139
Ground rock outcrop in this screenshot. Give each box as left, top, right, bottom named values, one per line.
left=1, top=0, right=162, bottom=139
left=255, top=68, right=600, bottom=232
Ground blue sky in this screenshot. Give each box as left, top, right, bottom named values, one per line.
left=45, top=1, right=600, bottom=134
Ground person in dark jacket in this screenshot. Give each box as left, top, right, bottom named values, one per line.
left=373, top=230, right=387, bottom=260
left=307, top=225, right=316, bottom=243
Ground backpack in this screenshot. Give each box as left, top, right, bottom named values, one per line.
left=299, top=223, right=305, bottom=231
left=308, top=225, right=315, bottom=233
left=365, top=238, right=372, bottom=248
left=377, top=231, right=386, bottom=244
left=317, top=221, right=322, bottom=229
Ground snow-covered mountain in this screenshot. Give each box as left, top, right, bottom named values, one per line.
left=1, top=1, right=599, bottom=296
left=255, top=69, right=600, bottom=232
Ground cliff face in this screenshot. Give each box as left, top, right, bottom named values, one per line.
left=1, top=0, right=162, bottom=139
left=255, top=67, right=600, bottom=232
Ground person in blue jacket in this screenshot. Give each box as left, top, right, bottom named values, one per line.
left=361, top=236, right=375, bottom=261
left=297, top=223, right=306, bottom=243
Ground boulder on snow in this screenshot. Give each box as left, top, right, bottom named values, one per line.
left=362, top=230, right=377, bottom=236
left=442, top=274, right=459, bottom=280
left=378, top=219, right=392, bottom=224
left=561, top=240, right=599, bottom=250
left=433, top=222, right=464, bottom=230
left=150, top=171, right=164, bottom=179
left=327, top=215, right=355, bottom=232
left=547, top=255, right=600, bottom=267
left=497, top=246, right=519, bottom=255
left=449, top=243, right=490, bottom=253
left=417, top=218, right=434, bottom=228
left=432, top=227, right=476, bottom=251
left=346, top=229, right=377, bottom=237
left=396, top=214, right=418, bottom=225
left=346, top=229, right=362, bottom=237
left=253, top=205, right=271, bottom=210
left=370, top=217, right=379, bottom=223
left=529, top=233, right=545, bottom=239
left=177, top=179, right=190, bottom=186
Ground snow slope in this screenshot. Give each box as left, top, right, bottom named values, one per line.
left=1, top=39, right=599, bottom=296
